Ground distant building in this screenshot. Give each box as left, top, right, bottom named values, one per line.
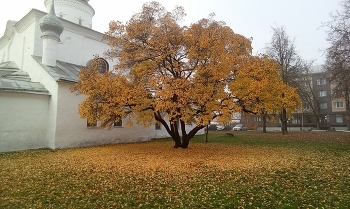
left=242, top=69, right=348, bottom=131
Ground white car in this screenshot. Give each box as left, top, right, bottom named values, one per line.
left=216, top=125, right=225, bottom=130
left=233, top=124, right=247, bottom=131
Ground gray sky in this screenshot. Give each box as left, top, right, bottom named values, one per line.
left=0, top=0, right=342, bottom=65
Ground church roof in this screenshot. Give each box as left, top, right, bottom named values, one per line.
left=0, top=61, right=50, bottom=95
left=33, top=56, right=82, bottom=82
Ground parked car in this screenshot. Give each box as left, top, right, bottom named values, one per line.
left=216, top=125, right=225, bottom=130
left=233, top=124, right=247, bottom=131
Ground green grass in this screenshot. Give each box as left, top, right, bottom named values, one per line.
left=1, top=131, right=350, bottom=208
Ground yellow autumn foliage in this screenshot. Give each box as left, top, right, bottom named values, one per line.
left=72, top=2, right=300, bottom=148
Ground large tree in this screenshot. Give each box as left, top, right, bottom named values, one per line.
left=324, top=0, right=350, bottom=130
left=264, top=26, right=306, bottom=134
left=72, top=2, right=300, bottom=148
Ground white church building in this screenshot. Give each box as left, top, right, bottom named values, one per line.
left=0, top=0, right=202, bottom=153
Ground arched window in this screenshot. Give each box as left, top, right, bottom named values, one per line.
left=86, top=58, right=109, bottom=74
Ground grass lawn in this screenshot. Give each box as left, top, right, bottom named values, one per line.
left=1, top=131, right=350, bottom=208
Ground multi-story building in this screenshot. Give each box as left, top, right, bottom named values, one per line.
left=242, top=70, right=348, bottom=131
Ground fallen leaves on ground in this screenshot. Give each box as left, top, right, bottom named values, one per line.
left=0, top=132, right=349, bottom=208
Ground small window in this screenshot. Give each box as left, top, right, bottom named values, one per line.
left=87, top=58, right=109, bottom=74
left=87, top=119, right=97, bottom=127
left=336, top=115, right=343, bottom=123
left=113, top=116, right=123, bottom=127
left=316, top=78, right=326, bottom=85
left=320, top=103, right=328, bottom=109
left=319, top=91, right=327, bottom=97
left=291, top=116, right=301, bottom=124
left=78, top=17, right=83, bottom=26
left=333, top=102, right=344, bottom=108
left=303, top=103, right=311, bottom=110
left=305, top=115, right=312, bottom=123
left=254, top=117, right=261, bottom=122
left=155, top=123, right=161, bottom=130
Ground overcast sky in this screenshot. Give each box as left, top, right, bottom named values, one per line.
left=0, top=0, right=342, bottom=65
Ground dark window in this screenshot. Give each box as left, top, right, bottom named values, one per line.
left=254, top=117, right=261, bottom=122
left=305, top=115, right=312, bottom=123
left=291, top=116, right=301, bottom=124
left=86, top=58, right=109, bottom=74
left=114, top=116, right=123, bottom=127
left=336, top=115, right=343, bottom=123
left=319, top=91, right=327, bottom=97
left=303, top=103, right=311, bottom=110
left=320, top=103, right=328, bottom=109
left=316, top=78, right=326, bottom=85
left=333, top=102, right=344, bottom=108
left=155, top=123, right=161, bottom=130
left=78, top=17, right=83, bottom=26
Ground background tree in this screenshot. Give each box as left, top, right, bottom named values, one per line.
left=264, top=26, right=306, bottom=134
left=230, top=55, right=301, bottom=133
left=72, top=2, right=300, bottom=148
left=324, top=0, right=350, bottom=130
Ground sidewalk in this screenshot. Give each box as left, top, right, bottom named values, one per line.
left=256, top=127, right=349, bottom=132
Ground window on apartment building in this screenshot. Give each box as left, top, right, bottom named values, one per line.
left=319, top=91, right=327, bottom=97
left=305, top=115, right=312, bottom=123
left=87, top=119, right=97, bottom=127
left=316, top=78, right=326, bottom=85
left=320, top=103, right=328, bottom=109
left=336, top=115, right=344, bottom=123
left=155, top=122, right=161, bottom=130
left=333, top=102, right=344, bottom=108
left=254, top=117, right=262, bottom=122
left=113, top=116, right=123, bottom=127
left=291, top=116, right=301, bottom=124
left=303, top=103, right=311, bottom=110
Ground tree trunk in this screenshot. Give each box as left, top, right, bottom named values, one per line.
left=346, top=94, right=350, bottom=131
left=181, top=136, right=190, bottom=148
left=173, top=135, right=182, bottom=148
left=205, top=125, right=209, bottom=142
left=281, top=108, right=288, bottom=135
left=154, top=112, right=205, bottom=148
left=262, top=114, right=267, bottom=133
left=316, top=115, right=320, bottom=130
left=172, top=121, right=181, bottom=148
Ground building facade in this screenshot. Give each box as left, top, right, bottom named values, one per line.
left=0, top=0, right=203, bottom=153
left=242, top=70, right=348, bottom=131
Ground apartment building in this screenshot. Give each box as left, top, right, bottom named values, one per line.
left=242, top=70, right=348, bottom=131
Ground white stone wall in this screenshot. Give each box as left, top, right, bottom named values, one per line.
left=24, top=55, right=60, bottom=149
left=54, top=82, right=151, bottom=149
left=0, top=91, right=50, bottom=152
left=0, top=21, right=37, bottom=66
left=57, top=31, right=110, bottom=67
